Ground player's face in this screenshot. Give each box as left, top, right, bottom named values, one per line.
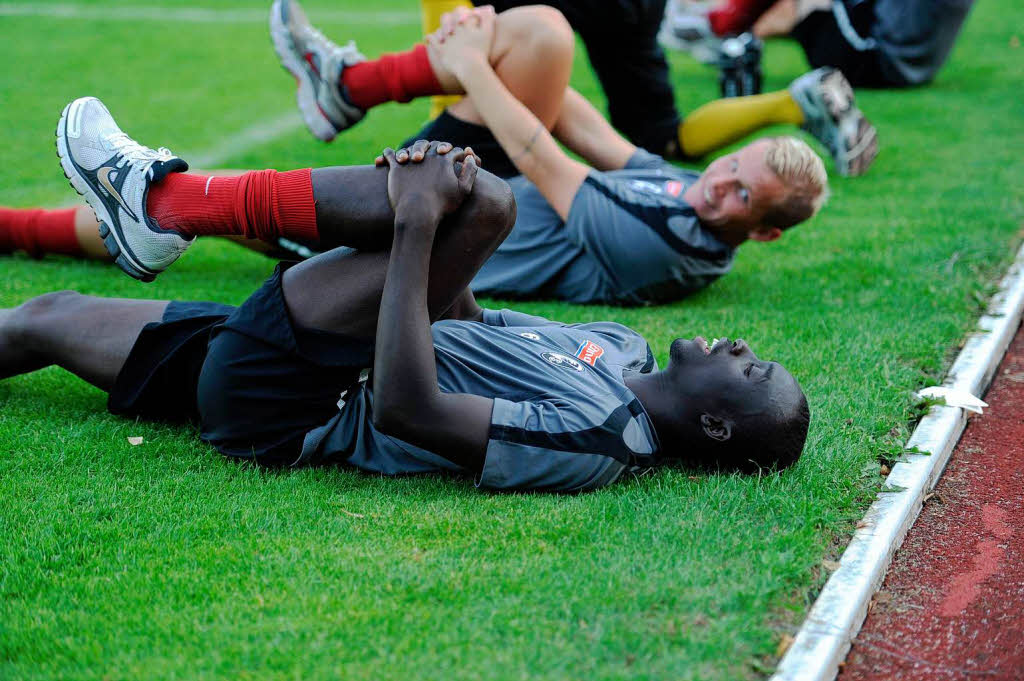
left=685, top=141, right=788, bottom=232
left=664, top=336, right=796, bottom=419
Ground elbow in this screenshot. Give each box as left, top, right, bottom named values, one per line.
left=371, top=403, right=402, bottom=437
left=371, top=401, right=423, bottom=442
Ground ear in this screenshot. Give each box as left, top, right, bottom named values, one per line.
left=748, top=227, right=782, bottom=243
left=700, top=414, right=732, bottom=442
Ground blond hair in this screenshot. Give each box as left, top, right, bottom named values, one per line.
left=762, top=136, right=829, bottom=230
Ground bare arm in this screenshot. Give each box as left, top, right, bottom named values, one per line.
left=371, top=142, right=493, bottom=471
left=429, top=13, right=589, bottom=220
left=553, top=88, right=637, bottom=172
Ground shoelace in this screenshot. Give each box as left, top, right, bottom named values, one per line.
left=104, top=132, right=175, bottom=179
left=304, top=27, right=361, bottom=68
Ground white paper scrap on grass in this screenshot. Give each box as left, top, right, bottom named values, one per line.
left=915, top=386, right=989, bottom=414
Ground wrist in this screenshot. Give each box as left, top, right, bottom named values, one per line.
left=393, top=194, right=444, bottom=241
left=395, top=192, right=444, bottom=221
left=449, top=53, right=492, bottom=86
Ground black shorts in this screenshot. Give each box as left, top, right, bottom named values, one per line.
left=108, top=264, right=373, bottom=465
left=401, top=111, right=519, bottom=180
left=791, top=10, right=896, bottom=88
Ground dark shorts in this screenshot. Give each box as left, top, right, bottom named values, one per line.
left=108, top=265, right=373, bottom=465
left=791, top=10, right=895, bottom=88
left=401, top=111, right=519, bottom=180
left=478, top=0, right=680, bottom=154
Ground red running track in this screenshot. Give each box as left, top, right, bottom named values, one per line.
left=839, top=323, right=1024, bottom=680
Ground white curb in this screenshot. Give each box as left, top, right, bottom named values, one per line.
left=770, top=242, right=1024, bottom=681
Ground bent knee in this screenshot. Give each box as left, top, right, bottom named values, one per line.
left=16, top=290, right=84, bottom=321
left=499, top=6, right=574, bottom=58
left=8, top=290, right=84, bottom=343
left=474, top=171, right=517, bottom=240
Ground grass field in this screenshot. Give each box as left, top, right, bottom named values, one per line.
left=1, top=2, right=1022, bottom=679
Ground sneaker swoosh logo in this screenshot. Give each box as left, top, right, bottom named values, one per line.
left=97, top=166, right=138, bottom=221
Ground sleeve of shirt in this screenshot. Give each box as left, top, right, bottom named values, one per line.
left=624, top=148, right=672, bottom=171
left=563, top=174, right=731, bottom=304
left=480, top=308, right=565, bottom=328
left=477, top=396, right=636, bottom=493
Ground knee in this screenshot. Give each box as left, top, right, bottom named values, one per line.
left=9, top=290, right=83, bottom=342
left=499, top=6, right=575, bottom=63
left=474, top=172, right=517, bottom=243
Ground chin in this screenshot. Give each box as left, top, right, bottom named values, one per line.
left=669, top=338, right=691, bottom=365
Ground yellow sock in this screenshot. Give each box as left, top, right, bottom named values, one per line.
left=678, top=89, right=805, bottom=158
left=422, top=0, right=473, bottom=118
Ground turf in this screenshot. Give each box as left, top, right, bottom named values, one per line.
left=1, top=1, right=1022, bottom=679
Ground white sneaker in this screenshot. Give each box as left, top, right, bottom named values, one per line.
left=789, top=67, right=879, bottom=177
left=658, top=0, right=722, bottom=65
left=270, top=0, right=366, bottom=142
left=56, top=97, right=191, bottom=282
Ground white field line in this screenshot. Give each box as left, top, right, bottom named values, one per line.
left=771, top=242, right=1024, bottom=681
left=0, top=3, right=417, bottom=25
left=184, top=111, right=303, bottom=169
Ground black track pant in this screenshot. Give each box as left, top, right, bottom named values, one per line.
left=482, top=0, right=681, bottom=154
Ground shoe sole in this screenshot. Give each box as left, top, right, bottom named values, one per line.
left=55, top=99, right=157, bottom=282
left=840, top=111, right=879, bottom=177
left=269, top=0, right=339, bottom=142
left=817, top=69, right=879, bottom=176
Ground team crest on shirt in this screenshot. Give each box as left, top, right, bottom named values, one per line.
left=628, top=179, right=684, bottom=197
left=574, top=340, right=605, bottom=366
left=629, top=180, right=662, bottom=194
left=541, top=351, right=584, bottom=372
left=519, top=332, right=541, bottom=341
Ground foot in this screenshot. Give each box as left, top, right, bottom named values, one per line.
left=270, top=0, right=366, bottom=141
left=789, top=67, right=879, bottom=177
left=56, top=97, right=191, bottom=282
left=658, top=0, right=721, bottom=65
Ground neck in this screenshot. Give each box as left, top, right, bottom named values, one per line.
left=625, top=370, right=673, bottom=438
left=702, top=220, right=748, bottom=247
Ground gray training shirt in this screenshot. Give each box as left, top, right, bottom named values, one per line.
left=297, top=308, right=661, bottom=493
left=470, top=149, right=735, bottom=306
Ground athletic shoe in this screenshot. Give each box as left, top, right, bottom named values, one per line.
left=789, top=67, right=879, bottom=177
left=56, top=96, right=191, bottom=282
left=270, top=0, right=366, bottom=141
left=658, top=0, right=722, bottom=65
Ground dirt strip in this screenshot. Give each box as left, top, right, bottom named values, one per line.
left=839, top=323, right=1024, bottom=681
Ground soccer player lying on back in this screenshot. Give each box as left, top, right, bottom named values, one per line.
left=0, top=1, right=842, bottom=306
left=0, top=98, right=810, bottom=491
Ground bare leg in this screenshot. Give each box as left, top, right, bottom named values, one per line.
left=431, top=6, right=574, bottom=130
left=284, top=167, right=515, bottom=339
left=0, top=292, right=168, bottom=390
left=552, top=88, right=637, bottom=171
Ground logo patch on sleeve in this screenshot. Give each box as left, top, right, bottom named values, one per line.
left=574, top=340, right=605, bottom=366
left=664, top=180, right=683, bottom=197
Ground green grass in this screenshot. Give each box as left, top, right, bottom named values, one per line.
left=1, top=1, right=1022, bottom=679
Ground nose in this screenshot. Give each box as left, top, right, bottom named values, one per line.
left=730, top=339, right=750, bottom=356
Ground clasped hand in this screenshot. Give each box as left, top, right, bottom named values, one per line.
left=426, top=4, right=496, bottom=76
left=374, top=140, right=482, bottom=222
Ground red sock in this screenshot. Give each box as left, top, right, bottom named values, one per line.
left=341, top=44, right=443, bottom=109
left=0, top=207, right=82, bottom=258
left=145, top=169, right=319, bottom=244
left=708, top=0, right=776, bottom=35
